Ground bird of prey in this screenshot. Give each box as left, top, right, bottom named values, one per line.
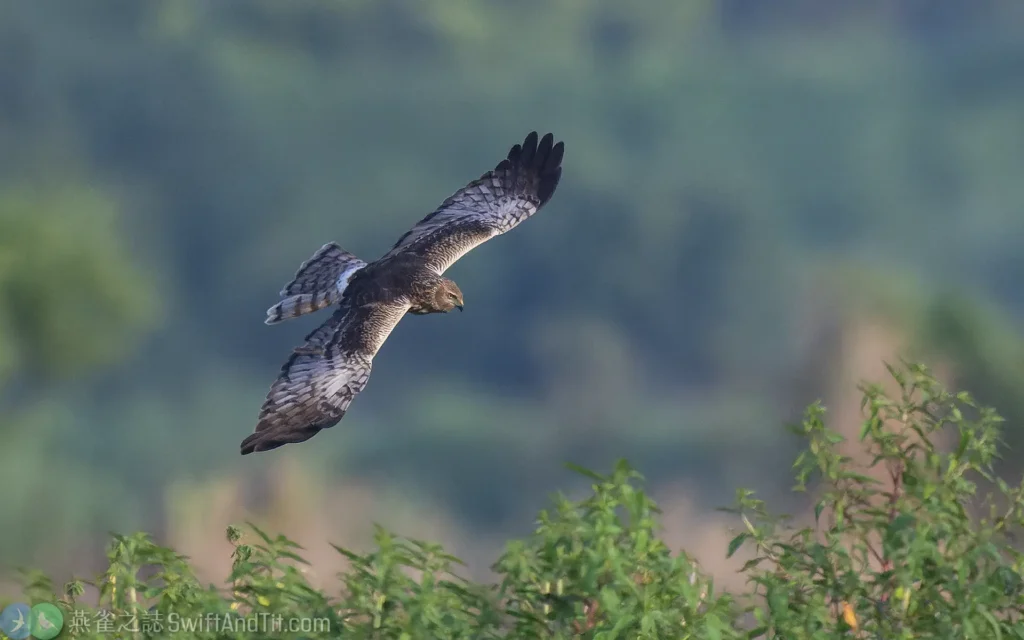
left=241, top=131, right=565, bottom=455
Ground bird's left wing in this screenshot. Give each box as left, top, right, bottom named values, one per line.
left=379, top=131, right=564, bottom=275
left=240, top=297, right=409, bottom=455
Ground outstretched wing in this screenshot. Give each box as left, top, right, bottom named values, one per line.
left=266, top=242, right=367, bottom=325
left=241, top=297, right=409, bottom=455
left=379, top=131, right=564, bottom=275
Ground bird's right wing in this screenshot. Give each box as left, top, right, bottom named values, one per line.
left=266, top=242, right=368, bottom=325
left=242, top=297, right=408, bottom=455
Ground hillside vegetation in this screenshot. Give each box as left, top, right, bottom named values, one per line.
left=6, top=363, right=1023, bottom=638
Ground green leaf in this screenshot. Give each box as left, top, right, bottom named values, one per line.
left=981, top=608, right=1003, bottom=640
left=564, top=462, right=605, bottom=482
left=727, top=533, right=748, bottom=559
left=599, top=586, right=621, bottom=614
left=766, top=585, right=789, bottom=617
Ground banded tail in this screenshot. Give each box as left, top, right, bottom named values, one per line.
left=265, top=242, right=367, bottom=325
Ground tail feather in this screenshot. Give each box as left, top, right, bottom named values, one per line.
left=266, top=242, right=366, bottom=325
left=266, top=290, right=341, bottom=324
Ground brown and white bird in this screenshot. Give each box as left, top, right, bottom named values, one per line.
left=241, top=131, right=565, bottom=455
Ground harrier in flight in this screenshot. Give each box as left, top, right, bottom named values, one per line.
left=241, top=132, right=565, bottom=454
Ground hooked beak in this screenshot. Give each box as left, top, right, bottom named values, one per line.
left=456, top=303, right=463, bottom=312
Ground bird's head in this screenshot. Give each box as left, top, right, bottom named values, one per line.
left=433, top=278, right=464, bottom=312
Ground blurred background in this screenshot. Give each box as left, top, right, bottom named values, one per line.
left=2, top=0, right=1024, bottom=595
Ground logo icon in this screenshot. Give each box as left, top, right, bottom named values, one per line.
left=29, top=603, right=63, bottom=640
left=0, top=603, right=31, bottom=640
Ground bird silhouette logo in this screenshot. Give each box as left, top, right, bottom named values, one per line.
left=0, top=603, right=30, bottom=640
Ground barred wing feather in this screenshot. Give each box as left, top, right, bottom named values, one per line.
left=381, top=131, right=564, bottom=275
left=241, top=299, right=408, bottom=454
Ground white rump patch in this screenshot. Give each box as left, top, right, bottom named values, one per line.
left=335, top=263, right=364, bottom=295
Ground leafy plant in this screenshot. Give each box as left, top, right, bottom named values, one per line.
left=726, top=361, right=1024, bottom=638
left=4, top=362, right=1022, bottom=638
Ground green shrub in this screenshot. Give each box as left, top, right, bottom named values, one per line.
left=5, top=362, right=1024, bottom=638
left=726, top=362, right=1024, bottom=639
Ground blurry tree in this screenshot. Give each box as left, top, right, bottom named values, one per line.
left=0, top=188, right=156, bottom=386
left=0, top=182, right=158, bottom=566
left=1, top=0, right=1023, bottom=577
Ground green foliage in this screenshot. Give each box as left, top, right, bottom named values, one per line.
left=491, top=460, right=734, bottom=638
left=5, top=363, right=1024, bottom=638
left=726, top=361, right=1024, bottom=638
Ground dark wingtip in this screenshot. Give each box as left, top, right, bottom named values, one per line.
left=240, top=428, right=280, bottom=455
left=519, top=131, right=539, bottom=165
left=240, top=432, right=262, bottom=455
left=501, top=131, right=564, bottom=207
left=240, top=418, right=327, bottom=455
